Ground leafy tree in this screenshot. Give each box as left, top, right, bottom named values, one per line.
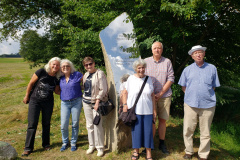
left=19, top=30, right=50, bottom=67
left=0, top=0, right=62, bottom=40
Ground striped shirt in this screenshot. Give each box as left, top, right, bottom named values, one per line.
left=144, top=56, right=174, bottom=97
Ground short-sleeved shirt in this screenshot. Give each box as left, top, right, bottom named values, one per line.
left=125, top=75, right=154, bottom=115
left=145, top=56, right=174, bottom=97
left=178, top=62, right=220, bottom=108
left=60, top=71, right=83, bottom=101
left=31, top=68, right=60, bottom=102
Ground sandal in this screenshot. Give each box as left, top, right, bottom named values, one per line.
left=21, top=150, right=32, bottom=157
left=131, top=152, right=139, bottom=160
left=146, top=158, right=153, bottom=160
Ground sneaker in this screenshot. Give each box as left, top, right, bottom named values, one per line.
left=97, top=149, right=104, bottom=157
left=60, top=144, right=68, bottom=152
left=159, top=143, right=170, bottom=155
left=71, top=145, right=77, bottom=152
left=86, top=147, right=95, bottom=154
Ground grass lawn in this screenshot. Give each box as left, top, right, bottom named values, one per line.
left=0, top=58, right=238, bottom=160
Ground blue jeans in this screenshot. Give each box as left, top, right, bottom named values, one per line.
left=61, top=97, right=82, bottom=145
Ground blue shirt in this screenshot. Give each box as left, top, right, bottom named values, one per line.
left=60, top=71, right=83, bottom=101
left=178, top=62, right=220, bottom=108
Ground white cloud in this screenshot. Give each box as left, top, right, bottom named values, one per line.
left=0, top=38, right=20, bottom=55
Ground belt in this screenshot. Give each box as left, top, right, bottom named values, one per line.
left=63, top=97, right=79, bottom=102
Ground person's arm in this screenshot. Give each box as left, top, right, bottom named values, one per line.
left=182, top=86, right=186, bottom=93
left=94, top=71, right=108, bottom=111
left=152, top=93, right=157, bottom=122
left=155, top=81, right=173, bottom=101
left=23, top=73, right=38, bottom=104
left=54, top=85, right=61, bottom=95
left=122, top=89, right=128, bottom=112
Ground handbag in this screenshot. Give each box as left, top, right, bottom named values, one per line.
left=119, top=76, right=149, bottom=127
left=98, top=99, right=115, bottom=116
left=93, top=113, right=101, bottom=125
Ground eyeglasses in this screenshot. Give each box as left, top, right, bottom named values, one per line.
left=84, top=62, right=93, bottom=67
left=62, top=65, right=70, bottom=68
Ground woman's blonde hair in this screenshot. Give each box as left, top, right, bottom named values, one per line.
left=44, top=57, right=61, bottom=79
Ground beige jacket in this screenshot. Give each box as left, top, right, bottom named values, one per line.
left=83, top=69, right=108, bottom=103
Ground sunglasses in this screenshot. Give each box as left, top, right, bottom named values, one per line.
left=84, top=62, right=93, bottom=67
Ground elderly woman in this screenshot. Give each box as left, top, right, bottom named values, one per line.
left=122, top=59, right=156, bottom=160
left=82, top=57, right=108, bottom=157
left=22, top=57, right=61, bottom=156
left=59, top=59, right=83, bottom=152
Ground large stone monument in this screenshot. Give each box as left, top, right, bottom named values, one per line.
left=99, top=13, right=139, bottom=151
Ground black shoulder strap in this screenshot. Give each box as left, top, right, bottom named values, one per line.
left=132, top=76, right=149, bottom=109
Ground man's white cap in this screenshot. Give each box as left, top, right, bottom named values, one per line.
left=188, top=45, right=207, bottom=55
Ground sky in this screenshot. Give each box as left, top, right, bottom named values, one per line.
left=100, top=12, right=139, bottom=94
left=0, top=23, right=45, bottom=55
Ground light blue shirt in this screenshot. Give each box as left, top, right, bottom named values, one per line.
left=178, top=62, right=220, bottom=108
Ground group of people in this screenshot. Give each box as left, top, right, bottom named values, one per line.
left=21, top=41, right=220, bottom=160
left=120, top=42, right=220, bottom=160
left=22, top=57, right=107, bottom=157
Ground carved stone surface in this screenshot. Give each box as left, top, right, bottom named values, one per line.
left=0, top=141, right=18, bottom=160
left=99, top=12, right=139, bottom=151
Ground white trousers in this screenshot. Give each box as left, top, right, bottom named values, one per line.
left=83, top=102, right=104, bottom=150
left=183, top=103, right=215, bottom=159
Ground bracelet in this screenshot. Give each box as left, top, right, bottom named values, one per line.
left=123, top=103, right=127, bottom=106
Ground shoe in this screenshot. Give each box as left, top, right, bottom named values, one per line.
left=60, top=144, right=68, bottom=152
left=44, top=145, right=51, bottom=151
left=183, top=154, right=192, bottom=159
left=159, top=143, right=170, bottom=155
left=131, top=152, right=139, bottom=160
left=71, top=145, right=77, bottom=152
left=97, top=149, right=104, bottom=157
left=86, top=147, right=95, bottom=154
left=198, top=155, right=207, bottom=160
left=21, top=150, right=32, bottom=157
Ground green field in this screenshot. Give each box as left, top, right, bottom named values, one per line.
left=0, top=58, right=238, bottom=160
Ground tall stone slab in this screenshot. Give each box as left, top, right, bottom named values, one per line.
left=99, top=13, right=139, bottom=151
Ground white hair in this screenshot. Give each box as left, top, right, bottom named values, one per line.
left=133, top=59, right=147, bottom=71
left=152, top=41, right=163, bottom=49
left=44, top=57, right=61, bottom=79
left=61, top=59, right=76, bottom=74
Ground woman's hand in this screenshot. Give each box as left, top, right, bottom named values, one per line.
left=123, top=105, right=128, bottom=112
left=23, top=95, right=29, bottom=104
left=94, top=99, right=100, bottom=111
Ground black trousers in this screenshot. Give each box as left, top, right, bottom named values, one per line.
left=24, top=99, right=54, bottom=151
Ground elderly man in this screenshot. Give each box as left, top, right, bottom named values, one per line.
left=178, top=45, right=220, bottom=160
left=144, top=41, right=174, bottom=154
